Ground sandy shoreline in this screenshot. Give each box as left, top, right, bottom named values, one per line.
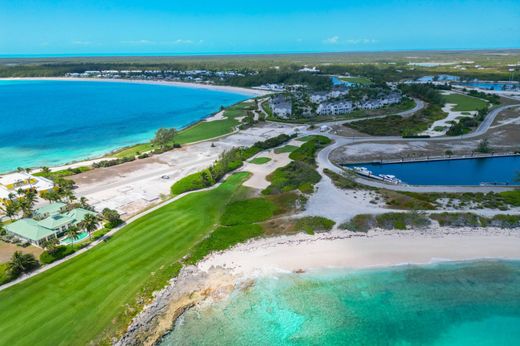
left=118, top=228, right=520, bottom=345
left=0, top=77, right=269, bottom=96
left=198, top=227, right=520, bottom=276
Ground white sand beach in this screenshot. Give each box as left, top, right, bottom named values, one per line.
left=0, top=77, right=270, bottom=96
left=198, top=228, right=520, bottom=276
left=118, top=227, right=520, bottom=345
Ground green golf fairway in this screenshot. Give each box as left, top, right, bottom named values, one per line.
left=0, top=172, right=249, bottom=345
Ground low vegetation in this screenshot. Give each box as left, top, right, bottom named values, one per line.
left=346, top=104, right=447, bottom=136
left=324, top=168, right=374, bottom=190
left=34, top=166, right=91, bottom=179
left=293, top=216, right=335, bottom=235
left=171, top=134, right=294, bottom=195
left=431, top=212, right=520, bottom=228
left=288, top=135, right=332, bottom=165
left=263, top=161, right=321, bottom=194
left=340, top=212, right=431, bottom=232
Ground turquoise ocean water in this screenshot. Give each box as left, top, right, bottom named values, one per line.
left=162, top=260, right=520, bottom=345
left=0, top=80, right=250, bottom=173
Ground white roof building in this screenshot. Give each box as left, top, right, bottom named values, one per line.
left=0, top=172, right=54, bottom=200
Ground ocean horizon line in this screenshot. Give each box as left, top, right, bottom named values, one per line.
left=2, top=47, right=520, bottom=59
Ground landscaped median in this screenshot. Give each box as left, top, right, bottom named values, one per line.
left=170, top=133, right=296, bottom=195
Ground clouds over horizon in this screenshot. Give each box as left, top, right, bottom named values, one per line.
left=323, top=36, right=378, bottom=45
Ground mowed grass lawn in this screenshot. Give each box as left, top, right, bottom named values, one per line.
left=114, top=102, right=254, bottom=158
left=443, top=94, right=488, bottom=111
left=274, top=145, right=299, bottom=154
left=0, top=172, right=249, bottom=345
left=249, top=157, right=271, bottom=164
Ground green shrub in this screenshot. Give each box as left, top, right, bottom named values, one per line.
left=340, top=214, right=374, bottom=232
left=489, top=214, right=520, bottom=228
left=324, top=169, right=373, bottom=190
left=263, top=161, right=321, bottom=195
left=39, top=246, right=76, bottom=265
left=171, top=169, right=215, bottom=195
left=289, top=135, right=332, bottom=165
left=430, top=212, right=481, bottom=227
left=375, top=212, right=431, bottom=230
left=0, top=263, right=12, bottom=285
left=499, top=190, right=520, bottom=207
left=341, top=212, right=430, bottom=232
left=186, top=224, right=264, bottom=264
left=294, top=216, right=335, bottom=235
left=221, top=198, right=277, bottom=226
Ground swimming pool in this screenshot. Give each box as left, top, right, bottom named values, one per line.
left=60, top=231, right=89, bottom=245
left=346, top=155, right=520, bottom=186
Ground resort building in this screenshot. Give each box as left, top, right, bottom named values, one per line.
left=317, top=101, right=354, bottom=115
left=269, top=95, right=292, bottom=118
left=4, top=202, right=97, bottom=247
left=0, top=172, right=54, bottom=201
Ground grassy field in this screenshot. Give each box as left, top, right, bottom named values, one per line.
left=443, top=94, right=488, bottom=111
left=274, top=145, right=299, bottom=154
left=249, top=157, right=271, bottom=164
left=113, top=102, right=254, bottom=158
left=0, top=172, right=249, bottom=345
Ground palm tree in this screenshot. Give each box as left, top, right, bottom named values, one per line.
left=80, top=214, right=100, bottom=239
left=7, top=251, right=39, bottom=277
left=65, top=226, right=80, bottom=247
left=40, top=166, right=51, bottom=177
left=1, top=200, right=19, bottom=220
left=79, top=197, right=90, bottom=209
left=41, top=238, right=59, bottom=254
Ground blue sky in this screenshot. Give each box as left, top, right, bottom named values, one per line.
left=1, top=0, right=519, bottom=56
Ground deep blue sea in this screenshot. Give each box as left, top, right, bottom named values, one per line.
left=348, top=156, right=520, bottom=186
left=0, top=80, right=250, bottom=172
left=162, top=260, right=520, bottom=346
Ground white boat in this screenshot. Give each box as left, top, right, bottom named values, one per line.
left=379, top=174, right=402, bottom=184
left=352, top=166, right=372, bottom=175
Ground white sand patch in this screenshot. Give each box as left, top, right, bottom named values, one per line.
left=204, top=110, right=225, bottom=122
left=300, top=173, right=389, bottom=223
left=340, top=142, right=429, bottom=156
left=242, top=151, right=291, bottom=190
left=197, top=229, right=520, bottom=277
left=420, top=103, right=477, bottom=137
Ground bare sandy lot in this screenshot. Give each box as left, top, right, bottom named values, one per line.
left=72, top=122, right=298, bottom=217
left=0, top=241, right=43, bottom=263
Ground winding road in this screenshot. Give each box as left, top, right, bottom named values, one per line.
left=309, top=101, right=520, bottom=193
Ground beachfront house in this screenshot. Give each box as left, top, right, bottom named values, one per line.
left=4, top=202, right=97, bottom=247
left=0, top=172, right=54, bottom=201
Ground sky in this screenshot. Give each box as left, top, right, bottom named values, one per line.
left=1, top=0, right=519, bottom=56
